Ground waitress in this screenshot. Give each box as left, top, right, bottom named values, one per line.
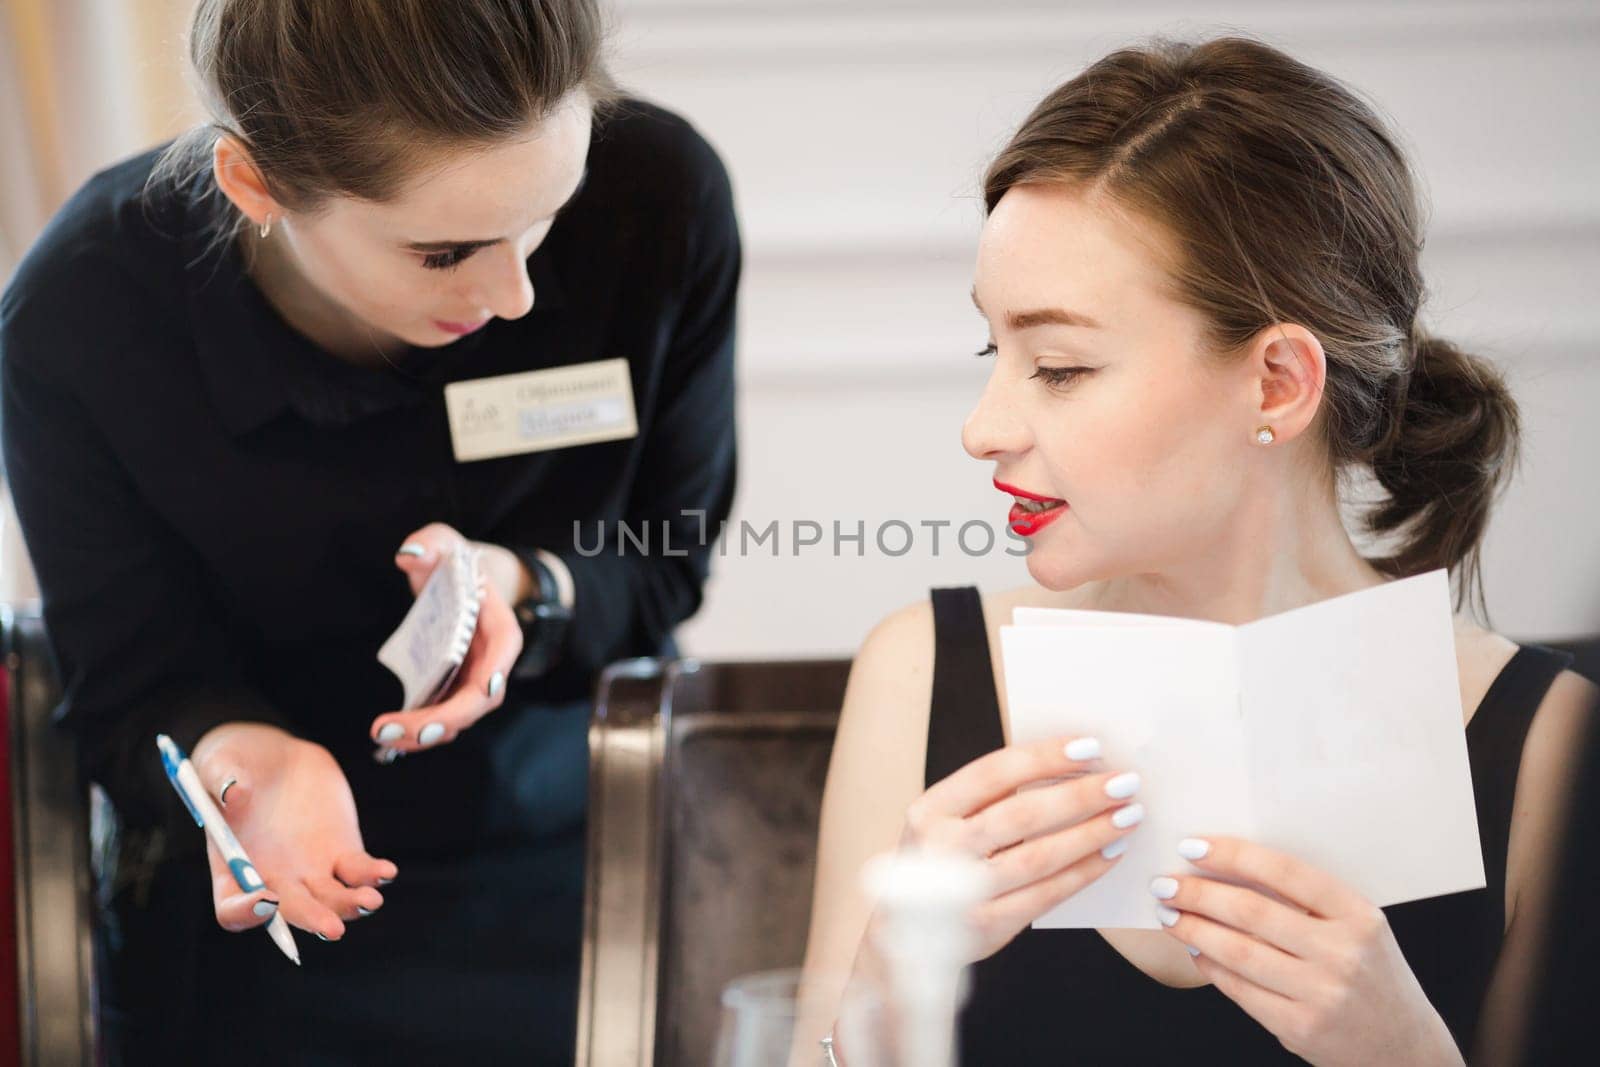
left=0, top=1, right=737, bottom=1063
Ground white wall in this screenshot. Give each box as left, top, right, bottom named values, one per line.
left=605, top=0, right=1600, bottom=658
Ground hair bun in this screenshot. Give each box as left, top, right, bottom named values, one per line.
left=1365, top=333, right=1519, bottom=606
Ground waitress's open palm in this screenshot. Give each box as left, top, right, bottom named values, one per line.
left=191, top=723, right=398, bottom=941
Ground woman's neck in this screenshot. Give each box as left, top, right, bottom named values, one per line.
left=1086, top=475, right=1390, bottom=625
left=243, top=229, right=403, bottom=368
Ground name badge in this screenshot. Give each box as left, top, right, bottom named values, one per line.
left=444, top=358, right=638, bottom=463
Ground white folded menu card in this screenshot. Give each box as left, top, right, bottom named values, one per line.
left=999, top=569, right=1484, bottom=930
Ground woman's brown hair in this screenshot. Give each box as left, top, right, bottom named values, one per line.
left=152, top=0, right=615, bottom=240
left=985, top=36, right=1518, bottom=614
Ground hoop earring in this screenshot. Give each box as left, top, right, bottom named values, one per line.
left=258, top=214, right=273, bottom=239
left=1254, top=425, right=1276, bottom=445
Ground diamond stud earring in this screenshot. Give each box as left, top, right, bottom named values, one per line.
left=1255, top=425, right=1276, bottom=445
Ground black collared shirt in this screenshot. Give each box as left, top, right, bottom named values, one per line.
left=1, top=100, right=739, bottom=847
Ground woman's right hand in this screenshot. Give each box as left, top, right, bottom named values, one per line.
left=899, top=734, right=1143, bottom=961
left=189, top=722, right=398, bottom=940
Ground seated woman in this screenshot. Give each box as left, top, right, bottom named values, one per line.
left=801, top=35, right=1596, bottom=1066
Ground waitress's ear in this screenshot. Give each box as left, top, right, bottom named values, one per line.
left=211, top=135, right=282, bottom=232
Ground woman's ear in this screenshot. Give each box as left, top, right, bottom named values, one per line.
left=211, top=136, right=280, bottom=230
left=1249, top=323, right=1327, bottom=444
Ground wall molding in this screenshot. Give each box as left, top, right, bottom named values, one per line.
left=612, top=1, right=1600, bottom=66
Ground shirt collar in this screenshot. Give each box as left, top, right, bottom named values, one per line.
left=181, top=183, right=568, bottom=438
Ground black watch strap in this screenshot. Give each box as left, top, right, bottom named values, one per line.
left=513, top=554, right=573, bottom=678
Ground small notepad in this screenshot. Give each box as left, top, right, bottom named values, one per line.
left=1000, top=570, right=1485, bottom=929
left=378, top=546, right=484, bottom=709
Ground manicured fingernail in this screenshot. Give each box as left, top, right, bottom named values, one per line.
left=252, top=899, right=279, bottom=918
left=1178, top=838, right=1210, bottom=861
left=1111, top=802, right=1145, bottom=829
left=417, top=722, right=445, bottom=746
left=219, top=776, right=239, bottom=807
left=1187, top=945, right=1200, bottom=957
left=356, top=906, right=374, bottom=917
left=377, top=723, right=405, bottom=743
left=487, top=671, right=505, bottom=699
left=1100, top=837, right=1131, bottom=860
left=1064, top=737, right=1101, bottom=761
left=1150, top=876, right=1179, bottom=900
left=1156, top=905, right=1180, bottom=927
left=377, top=877, right=394, bottom=886
left=1104, top=772, right=1140, bottom=799
left=315, top=932, right=333, bottom=942
left=396, top=543, right=427, bottom=559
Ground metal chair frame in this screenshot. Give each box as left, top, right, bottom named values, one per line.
left=3, top=605, right=98, bottom=1066
left=575, top=656, right=850, bottom=1067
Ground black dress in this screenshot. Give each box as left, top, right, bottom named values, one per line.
left=925, top=586, right=1574, bottom=1065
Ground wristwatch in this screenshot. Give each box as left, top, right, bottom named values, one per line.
left=512, top=552, right=573, bottom=678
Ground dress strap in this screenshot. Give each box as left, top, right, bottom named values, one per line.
left=926, top=586, right=1006, bottom=788
left=1466, top=644, right=1575, bottom=905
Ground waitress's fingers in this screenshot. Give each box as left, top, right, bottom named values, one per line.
left=367, top=588, right=521, bottom=755
left=334, top=851, right=398, bottom=889
left=278, top=885, right=346, bottom=942
left=454, top=581, right=521, bottom=716
left=393, top=522, right=468, bottom=595
left=305, top=874, right=383, bottom=922
left=207, top=839, right=280, bottom=932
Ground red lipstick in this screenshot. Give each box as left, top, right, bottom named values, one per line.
left=994, top=479, right=1069, bottom=537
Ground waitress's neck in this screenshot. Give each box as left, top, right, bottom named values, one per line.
left=243, top=228, right=404, bottom=368
left=1089, top=472, right=1390, bottom=625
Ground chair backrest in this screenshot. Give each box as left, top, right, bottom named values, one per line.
left=577, top=657, right=849, bottom=1067
left=2, top=606, right=98, bottom=1066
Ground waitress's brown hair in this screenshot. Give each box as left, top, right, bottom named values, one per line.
left=152, top=0, right=615, bottom=236
left=985, top=36, right=1518, bottom=614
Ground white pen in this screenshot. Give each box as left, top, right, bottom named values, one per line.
left=156, top=733, right=301, bottom=965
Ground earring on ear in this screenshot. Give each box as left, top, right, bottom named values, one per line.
left=1255, top=425, right=1276, bottom=445
left=258, top=213, right=273, bottom=239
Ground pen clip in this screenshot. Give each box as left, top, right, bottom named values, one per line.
left=155, top=734, right=205, bottom=829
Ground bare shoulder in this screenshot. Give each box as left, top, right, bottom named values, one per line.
left=836, top=599, right=937, bottom=755
left=1452, top=617, right=1522, bottom=726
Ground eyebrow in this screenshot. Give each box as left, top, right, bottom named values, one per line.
left=403, top=167, right=589, bottom=252
left=970, top=287, right=1104, bottom=331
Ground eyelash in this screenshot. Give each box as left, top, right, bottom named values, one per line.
left=974, top=342, right=1088, bottom=388
left=421, top=247, right=478, bottom=271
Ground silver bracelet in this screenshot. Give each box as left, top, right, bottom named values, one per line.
left=820, top=1033, right=840, bottom=1066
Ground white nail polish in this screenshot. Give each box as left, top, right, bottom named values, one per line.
left=418, top=722, right=445, bottom=746
left=1104, top=772, right=1140, bottom=799
left=1149, top=876, right=1178, bottom=900
left=1065, top=737, right=1101, bottom=761
left=1156, top=905, right=1180, bottom=927
left=1178, top=838, right=1210, bottom=861
left=1186, top=945, right=1200, bottom=958
left=377, top=723, right=405, bottom=743
left=487, top=671, right=505, bottom=700
left=252, top=899, right=278, bottom=918
left=356, top=906, right=374, bottom=917
left=1111, top=802, right=1145, bottom=829
left=397, top=543, right=427, bottom=559
left=1100, top=837, right=1131, bottom=860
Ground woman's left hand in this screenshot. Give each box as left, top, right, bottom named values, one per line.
left=366, top=522, right=527, bottom=755
left=1153, top=836, right=1462, bottom=1067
